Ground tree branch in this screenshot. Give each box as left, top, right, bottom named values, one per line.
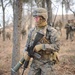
left=66, top=0, right=75, bottom=16
left=5, top=1, right=10, bottom=8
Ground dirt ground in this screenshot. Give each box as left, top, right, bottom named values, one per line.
left=0, top=28, right=75, bottom=75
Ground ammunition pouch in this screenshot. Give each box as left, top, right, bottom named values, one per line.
left=49, top=52, right=59, bottom=64
left=35, top=50, right=59, bottom=64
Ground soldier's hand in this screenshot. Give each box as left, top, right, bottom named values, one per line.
left=23, top=51, right=30, bottom=61
left=34, top=44, right=43, bottom=52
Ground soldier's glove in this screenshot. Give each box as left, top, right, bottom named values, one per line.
left=34, top=44, right=43, bottom=52
left=23, top=51, right=30, bottom=61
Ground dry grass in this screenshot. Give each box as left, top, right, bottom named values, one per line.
left=0, top=28, right=75, bottom=75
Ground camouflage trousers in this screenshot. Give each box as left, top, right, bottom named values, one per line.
left=66, top=31, right=74, bottom=41
left=28, top=59, right=55, bottom=75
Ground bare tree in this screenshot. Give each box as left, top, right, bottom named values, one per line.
left=28, top=0, right=33, bottom=29
left=46, top=0, right=52, bottom=25
left=35, top=0, right=42, bottom=7
left=55, top=0, right=65, bottom=22
left=1, top=0, right=10, bottom=41
left=11, top=0, right=23, bottom=75
left=64, top=0, right=75, bottom=17
left=42, top=0, right=46, bottom=8
left=61, top=0, right=64, bottom=23
left=64, top=1, right=68, bottom=21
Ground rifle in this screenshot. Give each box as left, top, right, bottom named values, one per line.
left=11, top=32, right=44, bottom=74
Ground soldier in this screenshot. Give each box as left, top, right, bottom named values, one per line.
left=65, top=19, right=74, bottom=41
left=70, top=19, right=74, bottom=41
left=23, top=8, right=60, bottom=75
left=0, top=29, right=2, bottom=37
left=21, top=28, right=26, bottom=39
left=65, top=20, right=71, bottom=40
left=55, top=20, right=63, bottom=31
left=73, top=19, right=75, bottom=30
left=54, top=21, right=57, bottom=30
left=54, top=20, right=63, bottom=36
left=58, top=20, right=63, bottom=31
left=6, top=32, right=11, bottom=40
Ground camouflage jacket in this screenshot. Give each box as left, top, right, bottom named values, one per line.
left=25, top=25, right=60, bottom=53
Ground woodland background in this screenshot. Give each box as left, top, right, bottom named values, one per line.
left=0, top=0, right=75, bottom=75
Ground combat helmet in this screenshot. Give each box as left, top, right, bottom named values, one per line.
left=33, top=8, right=48, bottom=21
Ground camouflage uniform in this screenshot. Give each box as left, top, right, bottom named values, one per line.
left=24, top=25, right=60, bottom=75
left=24, top=8, right=60, bottom=75
left=55, top=21, right=63, bottom=36
left=55, top=21, right=63, bottom=31
left=70, top=19, right=75, bottom=41
left=65, top=20, right=74, bottom=41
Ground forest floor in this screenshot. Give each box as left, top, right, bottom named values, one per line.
left=0, top=28, right=75, bottom=75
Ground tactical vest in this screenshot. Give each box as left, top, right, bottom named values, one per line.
left=27, top=25, right=59, bottom=64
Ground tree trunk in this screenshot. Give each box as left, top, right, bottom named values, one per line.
left=74, top=13, right=75, bottom=18
left=36, top=0, right=42, bottom=7
left=1, top=0, right=6, bottom=41
left=42, top=0, right=45, bottom=8
left=46, top=0, right=52, bottom=25
left=65, top=2, right=68, bottom=22
left=11, top=0, right=22, bottom=75
left=29, top=0, right=32, bottom=30
left=62, top=0, right=64, bottom=23
left=65, top=10, right=68, bottom=22
left=2, top=7, right=5, bottom=41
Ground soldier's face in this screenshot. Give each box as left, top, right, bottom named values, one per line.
left=34, top=16, right=41, bottom=22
